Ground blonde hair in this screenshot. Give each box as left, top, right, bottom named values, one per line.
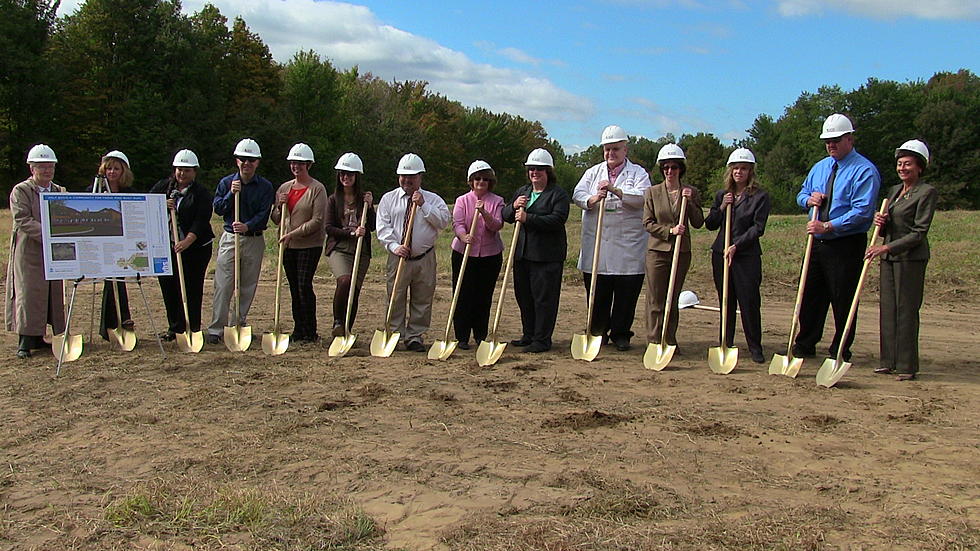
left=722, top=163, right=758, bottom=195
left=99, top=157, right=134, bottom=189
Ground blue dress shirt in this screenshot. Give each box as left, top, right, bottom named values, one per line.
left=213, top=172, right=275, bottom=233
left=796, top=149, right=880, bottom=238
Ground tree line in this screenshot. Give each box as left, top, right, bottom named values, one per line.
left=2, top=0, right=977, bottom=212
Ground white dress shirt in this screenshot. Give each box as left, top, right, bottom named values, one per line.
left=376, top=187, right=451, bottom=256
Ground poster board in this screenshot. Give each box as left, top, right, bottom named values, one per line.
left=39, top=192, right=173, bottom=281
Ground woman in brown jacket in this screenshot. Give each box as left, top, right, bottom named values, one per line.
left=643, top=143, right=704, bottom=349
left=271, top=143, right=327, bottom=343
left=324, top=153, right=375, bottom=336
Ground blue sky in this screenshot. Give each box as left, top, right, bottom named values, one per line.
left=59, top=0, right=980, bottom=153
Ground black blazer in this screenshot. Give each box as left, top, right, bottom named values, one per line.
left=704, top=188, right=771, bottom=257
left=502, top=183, right=569, bottom=263
left=150, top=178, right=215, bottom=249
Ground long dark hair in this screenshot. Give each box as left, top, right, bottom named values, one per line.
left=334, top=171, right=365, bottom=210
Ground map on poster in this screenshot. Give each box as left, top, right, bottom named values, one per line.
left=39, top=192, right=173, bottom=281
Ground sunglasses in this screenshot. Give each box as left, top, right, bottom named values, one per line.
left=823, top=137, right=843, bottom=144
left=237, top=157, right=259, bottom=163
left=662, top=164, right=682, bottom=171
left=526, top=166, right=547, bottom=172
left=472, top=176, right=495, bottom=182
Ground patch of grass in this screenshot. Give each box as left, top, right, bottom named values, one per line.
left=102, top=479, right=384, bottom=550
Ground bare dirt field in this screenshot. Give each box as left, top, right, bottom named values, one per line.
left=1, top=265, right=978, bottom=550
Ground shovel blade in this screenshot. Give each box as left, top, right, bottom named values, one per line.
left=176, top=331, right=203, bottom=353
left=643, top=342, right=675, bottom=371
left=109, top=328, right=137, bottom=352
left=707, top=346, right=738, bottom=374
left=476, top=340, right=507, bottom=367
left=328, top=334, right=356, bottom=357
left=370, top=329, right=399, bottom=357
left=52, top=333, right=84, bottom=362
left=427, top=339, right=457, bottom=360
left=815, top=357, right=851, bottom=388
left=769, top=353, right=803, bottom=378
left=261, top=332, right=290, bottom=356
left=224, top=325, right=252, bottom=352
left=570, top=333, right=602, bottom=362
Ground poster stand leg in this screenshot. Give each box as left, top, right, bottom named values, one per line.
left=55, top=276, right=84, bottom=377
left=135, top=273, right=166, bottom=360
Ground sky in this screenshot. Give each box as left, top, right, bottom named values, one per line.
left=58, top=0, right=980, bottom=153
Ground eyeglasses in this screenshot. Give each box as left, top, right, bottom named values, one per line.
left=237, top=157, right=259, bottom=164
left=526, top=166, right=547, bottom=172
left=338, top=171, right=357, bottom=178
left=662, top=164, right=682, bottom=171
left=823, top=137, right=843, bottom=144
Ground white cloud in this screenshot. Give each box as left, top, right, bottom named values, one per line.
left=775, top=0, right=980, bottom=19
left=56, top=0, right=592, bottom=122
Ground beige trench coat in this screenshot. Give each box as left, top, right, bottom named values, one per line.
left=5, top=179, right=65, bottom=335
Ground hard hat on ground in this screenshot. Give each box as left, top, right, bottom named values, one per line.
left=678, top=290, right=700, bottom=309
left=335, top=152, right=363, bottom=173
left=600, top=125, right=628, bottom=145
left=895, top=139, right=930, bottom=165
left=234, top=138, right=262, bottom=158
left=103, top=150, right=130, bottom=168
left=27, top=144, right=57, bottom=163
left=467, top=160, right=494, bottom=179
left=819, top=114, right=854, bottom=139
left=287, top=143, right=315, bottom=162
left=173, top=149, right=200, bottom=167
left=727, top=148, right=756, bottom=165
left=657, top=143, right=686, bottom=162
left=397, top=153, right=425, bottom=175
left=525, top=148, right=554, bottom=167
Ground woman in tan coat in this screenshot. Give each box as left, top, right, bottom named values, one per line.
left=5, top=144, right=66, bottom=358
left=271, top=143, right=327, bottom=343
left=642, top=143, right=704, bottom=349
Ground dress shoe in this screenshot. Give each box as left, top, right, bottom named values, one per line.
left=205, top=334, right=222, bottom=345
left=406, top=340, right=425, bottom=352
left=896, top=373, right=916, bottom=381
left=16, top=348, right=31, bottom=359
left=332, top=322, right=345, bottom=337
left=791, top=345, right=815, bottom=358
left=525, top=342, right=550, bottom=353
left=613, top=337, right=631, bottom=351
left=874, top=367, right=894, bottom=375
left=121, top=319, right=135, bottom=331
left=456, top=341, right=470, bottom=350
left=510, top=338, right=532, bottom=347
left=159, top=331, right=177, bottom=342
left=751, top=350, right=766, bottom=364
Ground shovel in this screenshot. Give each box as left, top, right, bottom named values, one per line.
left=769, top=207, right=818, bottom=377
left=52, top=278, right=84, bottom=363
left=262, top=208, right=290, bottom=355
left=106, top=279, right=136, bottom=351
left=224, top=190, right=252, bottom=352
left=169, top=206, right=203, bottom=353
left=371, top=202, right=418, bottom=357
left=571, top=197, right=607, bottom=361
left=816, top=199, right=889, bottom=388
left=707, top=203, right=738, bottom=374
left=644, top=195, right=689, bottom=371
left=329, top=205, right=370, bottom=357
left=429, top=209, right=480, bottom=360
left=477, top=217, right=522, bottom=367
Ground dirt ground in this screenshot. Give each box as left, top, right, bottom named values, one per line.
left=1, top=271, right=978, bottom=550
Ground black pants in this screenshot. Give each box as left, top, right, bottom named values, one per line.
left=451, top=250, right=502, bottom=343
left=99, top=280, right=132, bottom=340
left=283, top=246, right=322, bottom=339
left=711, top=252, right=763, bottom=355
left=158, top=243, right=212, bottom=334
left=795, top=233, right=866, bottom=358
left=581, top=272, right=644, bottom=342
left=513, top=259, right=563, bottom=348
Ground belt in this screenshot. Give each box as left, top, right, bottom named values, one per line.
left=406, top=247, right=433, bottom=261
left=227, top=230, right=264, bottom=237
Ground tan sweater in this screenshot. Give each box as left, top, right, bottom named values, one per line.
left=270, top=179, right=327, bottom=249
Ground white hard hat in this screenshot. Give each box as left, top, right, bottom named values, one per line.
left=335, top=152, right=363, bottom=173
left=819, top=114, right=854, bottom=139
left=172, top=149, right=200, bottom=167
left=467, top=160, right=494, bottom=179
left=895, top=139, right=930, bottom=165
left=524, top=148, right=554, bottom=167
left=233, top=138, right=262, bottom=158
left=27, top=144, right=57, bottom=163
left=286, top=143, right=315, bottom=162
left=727, top=148, right=756, bottom=165
left=657, top=143, right=686, bottom=162
left=600, top=125, right=628, bottom=145
left=678, top=290, right=700, bottom=309
left=396, top=153, right=425, bottom=175
left=103, top=150, right=130, bottom=167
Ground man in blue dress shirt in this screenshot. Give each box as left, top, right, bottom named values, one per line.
left=793, top=114, right=881, bottom=362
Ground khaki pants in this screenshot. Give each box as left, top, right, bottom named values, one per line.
left=645, top=249, right=691, bottom=345
left=385, top=250, right=436, bottom=344
left=208, top=232, right=265, bottom=335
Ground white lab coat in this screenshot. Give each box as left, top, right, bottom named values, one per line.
left=573, top=158, right=651, bottom=275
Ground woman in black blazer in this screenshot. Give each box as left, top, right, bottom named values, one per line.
left=501, top=148, right=569, bottom=353
left=703, top=149, right=771, bottom=364
left=150, top=149, right=215, bottom=340
left=865, top=140, right=937, bottom=381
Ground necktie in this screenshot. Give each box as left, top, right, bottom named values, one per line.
left=820, top=162, right=838, bottom=222
left=402, top=194, right=413, bottom=252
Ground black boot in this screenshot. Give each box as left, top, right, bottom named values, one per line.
left=17, top=335, right=32, bottom=359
